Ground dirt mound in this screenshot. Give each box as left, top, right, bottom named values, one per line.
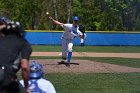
left=32, top=59, right=140, bottom=73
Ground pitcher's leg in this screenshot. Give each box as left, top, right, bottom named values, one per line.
left=67, top=43, right=73, bottom=64
left=61, top=39, right=67, bottom=63
left=80, top=38, right=85, bottom=46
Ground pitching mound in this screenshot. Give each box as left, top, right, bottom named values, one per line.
left=32, top=59, right=140, bottom=73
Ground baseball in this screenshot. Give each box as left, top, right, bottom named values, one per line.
left=46, top=12, right=49, bottom=15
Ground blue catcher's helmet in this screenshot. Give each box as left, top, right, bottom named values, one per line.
left=29, top=61, right=43, bottom=79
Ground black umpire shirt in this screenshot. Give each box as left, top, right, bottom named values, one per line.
left=0, top=35, right=32, bottom=67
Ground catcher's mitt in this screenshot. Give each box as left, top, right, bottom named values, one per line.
left=79, top=24, right=85, bottom=33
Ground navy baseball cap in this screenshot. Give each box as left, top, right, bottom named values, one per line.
left=73, top=16, right=79, bottom=21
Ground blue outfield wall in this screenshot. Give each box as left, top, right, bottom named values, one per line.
left=24, top=31, right=140, bottom=46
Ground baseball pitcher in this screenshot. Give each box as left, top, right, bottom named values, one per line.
left=49, top=16, right=84, bottom=67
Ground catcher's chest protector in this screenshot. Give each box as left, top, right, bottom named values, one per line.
left=29, top=80, right=46, bottom=93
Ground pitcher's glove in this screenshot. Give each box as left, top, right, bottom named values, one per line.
left=79, top=24, right=85, bottom=33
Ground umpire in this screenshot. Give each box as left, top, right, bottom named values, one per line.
left=0, top=16, right=32, bottom=93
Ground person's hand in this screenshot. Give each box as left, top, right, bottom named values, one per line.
left=80, top=34, right=85, bottom=39
left=0, top=24, right=6, bottom=30
left=26, top=88, right=32, bottom=93
left=49, top=16, right=54, bottom=21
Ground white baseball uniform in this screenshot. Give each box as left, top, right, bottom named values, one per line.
left=20, top=78, right=56, bottom=93
left=61, top=24, right=83, bottom=59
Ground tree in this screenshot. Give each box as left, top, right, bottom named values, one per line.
left=0, top=0, right=139, bottom=31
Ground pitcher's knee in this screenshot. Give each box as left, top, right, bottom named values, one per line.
left=68, top=47, right=72, bottom=52
left=68, top=43, right=73, bottom=52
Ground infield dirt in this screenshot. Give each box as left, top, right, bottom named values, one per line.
left=31, top=52, right=140, bottom=73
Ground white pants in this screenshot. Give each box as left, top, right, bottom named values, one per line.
left=80, top=38, right=84, bottom=43
left=61, top=38, right=73, bottom=58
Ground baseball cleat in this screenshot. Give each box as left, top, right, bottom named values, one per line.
left=65, top=63, right=70, bottom=67
left=57, top=61, right=66, bottom=65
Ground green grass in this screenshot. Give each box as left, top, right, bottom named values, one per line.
left=32, top=45, right=140, bottom=53
left=30, top=45, right=140, bottom=93
left=44, top=73, right=140, bottom=93
left=76, top=57, right=140, bottom=68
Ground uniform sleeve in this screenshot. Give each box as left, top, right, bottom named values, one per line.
left=63, top=24, right=71, bottom=31
left=39, top=79, right=57, bottom=93
left=21, top=40, right=32, bottom=59
left=77, top=29, right=83, bottom=36
left=46, top=81, right=56, bottom=93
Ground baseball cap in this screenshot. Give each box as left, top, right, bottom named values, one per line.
left=73, top=16, right=79, bottom=21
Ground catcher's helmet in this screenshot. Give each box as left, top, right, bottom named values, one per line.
left=29, top=61, right=43, bottom=79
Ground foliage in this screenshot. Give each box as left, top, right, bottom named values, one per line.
left=0, top=0, right=139, bottom=31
